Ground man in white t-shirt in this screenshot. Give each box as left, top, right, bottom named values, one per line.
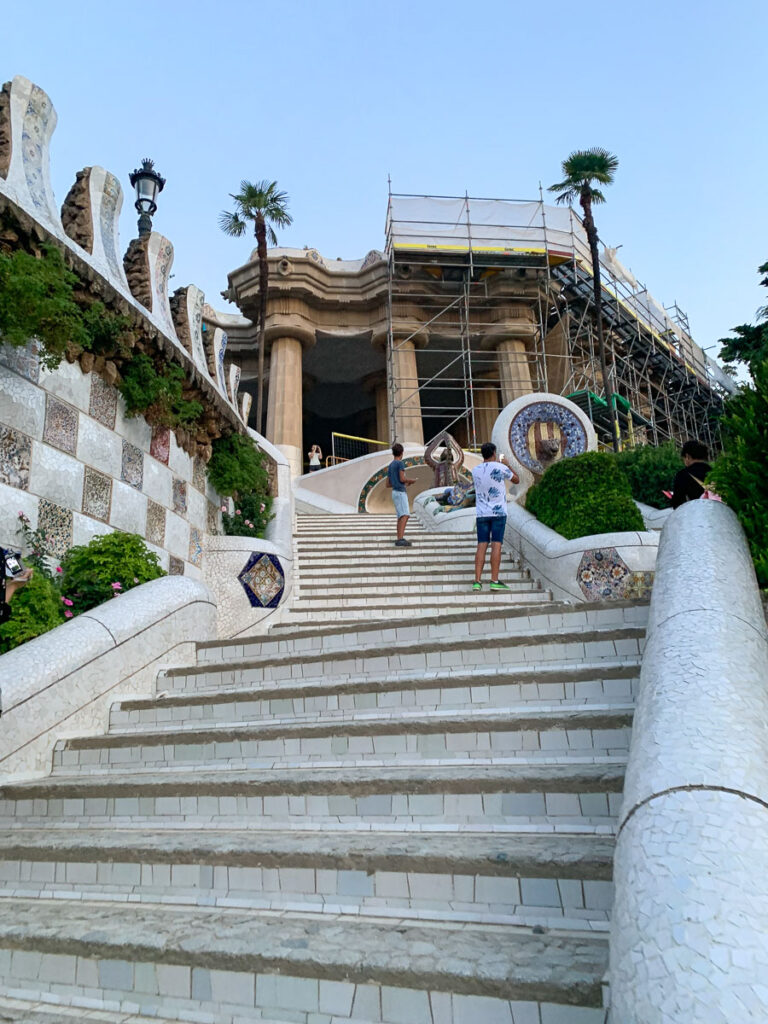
left=470, top=441, right=519, bottom=592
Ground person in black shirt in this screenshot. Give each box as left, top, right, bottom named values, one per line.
left=671, top=440, right=713, bottom=509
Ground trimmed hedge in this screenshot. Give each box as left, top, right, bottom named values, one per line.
left=613, top=442, right=683, bottom=509
left=526, top=451, right=645, bottom=540
left=0, top=572, right=64, bottom=655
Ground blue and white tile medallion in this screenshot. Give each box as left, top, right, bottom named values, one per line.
left=238, top=552, right=285, bottom=608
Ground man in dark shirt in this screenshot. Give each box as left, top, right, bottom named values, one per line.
left=671, top=439, right=713, bottom=509
left=385, top=443, right=416, bottom=546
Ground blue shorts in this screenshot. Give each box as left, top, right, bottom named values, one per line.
left=392, top=490, right=410, bottom=518
left=476, top=516, right=506, bottom=544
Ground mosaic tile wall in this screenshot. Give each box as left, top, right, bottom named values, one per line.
left=0, top=343, right=223, bottom=576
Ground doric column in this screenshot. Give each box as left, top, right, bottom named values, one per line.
left=482, top=304, right=538, bottom=405
left=391, top=338, right=424, bottom=444
left=496, top=338, right=533, bottom=403
left=473, top=373, right=501, bottom=445
left=266, top=335, right=304, bottom=478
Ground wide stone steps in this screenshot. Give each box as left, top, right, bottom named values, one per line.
left=109, top=662, right=640, bottom=738
left=0, top=827, right=614, bottom=928
left=0, top=514, right=632, bottom=1022
left=169, top=627, right=645, bottom=700
left=0, top=898, right=609, bottom=1021
left=0, top=761, right=625, bottom=830
left=51, top=703, right=633, bottom=776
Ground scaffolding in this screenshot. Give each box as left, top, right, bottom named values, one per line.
left=385, top=191, right=735, bottom=451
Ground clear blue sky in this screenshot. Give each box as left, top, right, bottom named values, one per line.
left=4, top=0, right=767, bottom=355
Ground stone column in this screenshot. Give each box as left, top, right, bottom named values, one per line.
left=391, top=338, right=424, bottom=445
left=266, top=335, right=304, bottom=478
left=496, top=338, right=533, bottom=404
left=473, top=373, right=501, bottom=445
left=375, top=383, right=389, bottom=443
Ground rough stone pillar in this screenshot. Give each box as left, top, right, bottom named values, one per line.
left=496, top=338, right=533, bottom=404
left=391, top=338, right=424, bottom=445
left=266, top=335, right=304, bottom=478
left=543, top=315, right=571, bottom=396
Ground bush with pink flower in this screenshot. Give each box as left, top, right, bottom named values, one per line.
left=207, top=433, right=273, bottom=538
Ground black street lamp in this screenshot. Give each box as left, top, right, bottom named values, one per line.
left=129, top=158, right=166, bottom=237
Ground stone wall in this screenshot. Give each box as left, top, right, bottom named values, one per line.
left=0, top=341, right=220, bottom=576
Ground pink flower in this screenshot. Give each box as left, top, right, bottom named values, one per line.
left=260, top=503, right=265, bottom=512
left=61, top=597, right=74, bottom=607
left=111, top=582, right=122, bottom=591
left=56, top=566, right=63, bottom=574
left=220, top=505, right=227, bottom=512
left=64, top=610, right=73, bottom=619
left=133, top=577, right=139, bottom=584
left=248, top=523, right=254, bottom=529
left=235, top=509, right=242, bottom=516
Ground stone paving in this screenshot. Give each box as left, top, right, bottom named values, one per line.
left=0, top=513, right=649, bottom=1023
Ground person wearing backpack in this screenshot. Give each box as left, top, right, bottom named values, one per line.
left=671, top=440, right=715, bottom=508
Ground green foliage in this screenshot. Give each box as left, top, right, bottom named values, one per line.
left=613, top=442, right=683, bottom=509
left=0, top=572, right=64, bottom=654
left=219, top=180, right=293, bottom=244
left=548, top=148, right=619, bottom=207
left=117, top=354, right=203, bottom=428
left=59, top=532, right=165, bottom=616
left=708, top=361, right=768, bottom=587
left=208, top=433, right=273, bottom=538
left=208, top=433, right=268, bottom=497
left=717, top=260, right=768, bottom=376
left=526, top=452, right=645, bottom=540
left=222, top=490, right=274, bottom=537
left=81, top=301, right=134, bottom=356
left=0, top=244, right=89, bottom=368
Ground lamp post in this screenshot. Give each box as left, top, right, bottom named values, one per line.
left=129, top=158, right=166, bottom=237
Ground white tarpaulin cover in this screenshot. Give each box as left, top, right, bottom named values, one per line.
left=386, top=195, right=726, bottom=388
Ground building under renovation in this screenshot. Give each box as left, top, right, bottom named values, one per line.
left=217, top=193, right=736, bottom=477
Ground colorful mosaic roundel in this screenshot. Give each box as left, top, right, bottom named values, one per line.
left=577, top=547, right=654, bottom=602
left=508, top=401, right=588, bottom=474
left=238, top=552, right=285, bottom=608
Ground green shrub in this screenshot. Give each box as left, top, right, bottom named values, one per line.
left=0, top=244, right=89, bottom=368
left=222, top=491, right=274, bottom=537
left=0, top=572, right=64, bottom=654
left=59, top=532, right=165, bottom=616
left=708, top=361, right=768, bottom=587
left=208, top=434, right=267, bottom=496
left=614, top=442, right=683, bottom=509
left=526, top=451, right=645, bottom=540
left=118, top=353, right=203, bottom=428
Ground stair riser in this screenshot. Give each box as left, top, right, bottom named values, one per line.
left=294, top=582, right=535, bottom=595
left=54, top=726, right=632, bottom=775
left=112, top=675, right=639, bottom=729
left=0, top=959, right=608, bottom=1024
left=0, top=859, right=614, bottom=922
left=198, top=605, right=648, bottom=664
left=0, top=787, right=624, bottom=828
left=173, top=636, right=644, bottom=695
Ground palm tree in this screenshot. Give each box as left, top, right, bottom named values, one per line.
left=219, top=180, right=293, bottom=433
left=549, top=148, right=620, bottom=451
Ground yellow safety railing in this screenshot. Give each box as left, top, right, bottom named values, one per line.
left=331, top=432, right=390, bottom=464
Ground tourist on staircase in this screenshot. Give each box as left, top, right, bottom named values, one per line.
left=471, top=441, right=519, bottom=591
left=386, top=442, right=416, bottom=547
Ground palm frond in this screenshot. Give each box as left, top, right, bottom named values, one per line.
left=551, top=148, right=619, bottom=194
left=218, top=210, right=247, bottom=237
left=589, top=188, right=607, bottom=204
left=266, top=225, right=278, bottom=246
left=221, top=178, right=293, bottom=242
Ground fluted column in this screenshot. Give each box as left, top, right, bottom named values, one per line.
left=496, top=338, right=533, bottom=403
left=473, top=373, right=501, bottom=445
left=266, top=335, right=304, bottom=478
left=391, top=338, right=424, bottom=444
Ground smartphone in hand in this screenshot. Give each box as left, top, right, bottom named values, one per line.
left=662, top=490, right=673, bottom=500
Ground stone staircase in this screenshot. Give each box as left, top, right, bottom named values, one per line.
left=0, top=513, right=648, bottom=1023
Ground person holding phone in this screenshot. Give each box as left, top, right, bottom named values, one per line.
left=471, top=442, right=519, bottom=591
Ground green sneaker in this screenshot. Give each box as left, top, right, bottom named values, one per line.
left=472, top=582, right=482, bottom=591
left=489, top=580, right=510, bottom=592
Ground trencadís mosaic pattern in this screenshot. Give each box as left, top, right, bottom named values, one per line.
left=357, top=458, right=472, bottom=513
left=577, top=547, right=654, bottom=601
left=238, top=552, right=285, bottom=608
left=508, top=400, right=587, bottom=474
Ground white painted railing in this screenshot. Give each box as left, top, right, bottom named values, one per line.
left=609, top=501, right=768, bottom=1021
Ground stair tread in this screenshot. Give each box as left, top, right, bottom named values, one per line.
left=0, top=827, right=615, bottom=875
left=0, top=897, right=609, bottom=1006
left=0, top=761, right=626, bottom=800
